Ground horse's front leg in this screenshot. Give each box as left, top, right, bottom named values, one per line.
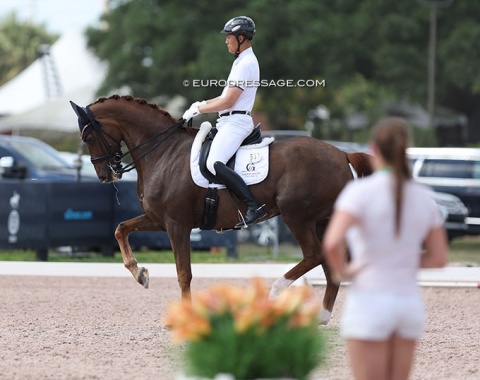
left=167, top=226, right=193, bottom=300
left=115, top=214, right=163, bottom=288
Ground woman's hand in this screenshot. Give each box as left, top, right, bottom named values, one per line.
left=332, top=261, right=367, bottom=284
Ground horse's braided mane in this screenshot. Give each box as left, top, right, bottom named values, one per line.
left=90, top=94, right=178, bottom=123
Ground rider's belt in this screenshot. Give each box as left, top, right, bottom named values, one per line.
left=219, top=110, right=251, bottom=117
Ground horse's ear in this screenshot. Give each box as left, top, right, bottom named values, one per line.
left=70, top=100, right=91, bottom=135
left=70, top=101, right=87, bottom=118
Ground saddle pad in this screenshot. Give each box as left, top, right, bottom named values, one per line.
left=190, top=122, right=274, bottom=189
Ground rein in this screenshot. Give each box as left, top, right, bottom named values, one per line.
left=118, top=119, right=185, bottom=174
left=82, top=106, right=185, bottom=177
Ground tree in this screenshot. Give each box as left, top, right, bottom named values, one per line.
left=86, top=0, right=238, bottom=101
left=0, top=13, right=58, bottom=87
left=86, top=0, right=480, bottom=137
left=435, top=1, right=480, bottom=141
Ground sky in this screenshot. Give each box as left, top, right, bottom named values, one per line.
left=0, top=0, right=105, bottom=35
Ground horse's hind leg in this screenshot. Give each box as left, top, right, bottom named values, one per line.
left=269, top=222, right=321, bottom=297
left=318, top=262, right=340, bottom=324
left=115, top=214, right=163, bottom=288
left=269, top=221, right=339, bottom=325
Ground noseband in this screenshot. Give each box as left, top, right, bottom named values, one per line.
left=80, top=107, right=126, bottom=176
left=80, top=107, right=186, bottom=177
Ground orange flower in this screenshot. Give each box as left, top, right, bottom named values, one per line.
left=164, top=278, right=320, bottom=341
left=164, top=299, right=212, bottom=342
left=275, top=285, right=315, bottom=315
left=193, top=288, right=228, bottom=316
left=164, top=278, right=325, bottom=378
left=231, top=279, right=276, bottom=333
left=224, top=285, right=249, bottom=312
left=234, top=308, right=259, bottom=333
left=248, top=277, right=270, bottom=300
left=288, top=300, right=321, bottom=328
left=171, top=314, right=211, bottom=342
left=163, top=300, right=194, bottom=329
left=256, top=299, right=280, bottom=330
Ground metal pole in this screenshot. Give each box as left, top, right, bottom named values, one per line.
left=226, top=230, right=238, bottom=259
left=272, top=217, right=279, bottom=258
left=419, top=0, right=454, bottom=127
left=427, top=6, right=437, bottom=128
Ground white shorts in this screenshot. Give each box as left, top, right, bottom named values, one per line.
left=340, top=290, right=425, bottom=341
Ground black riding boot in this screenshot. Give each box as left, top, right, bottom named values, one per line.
left=214, top=161, right=267, bottom=228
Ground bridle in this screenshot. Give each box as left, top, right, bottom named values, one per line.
left=80, top=106, right=186, bottom=178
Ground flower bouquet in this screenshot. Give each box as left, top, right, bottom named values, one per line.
left=164, top=278, right=325, bottom=380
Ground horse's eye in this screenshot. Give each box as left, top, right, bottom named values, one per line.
left=86, top=136, right=95, bottom=144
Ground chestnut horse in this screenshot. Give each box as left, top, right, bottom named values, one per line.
left=70, top=95, right=372, bottom=324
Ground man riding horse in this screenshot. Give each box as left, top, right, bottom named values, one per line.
left=70, top=15, right=373, bottom=320
left=182, top=16, right=266, bottom=229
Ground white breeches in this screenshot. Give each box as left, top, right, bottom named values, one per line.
left=206, top=115, right=254, bottom=175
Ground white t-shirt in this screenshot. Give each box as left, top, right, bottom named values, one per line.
left=335, top=171, right=444, bottom=295
left=219, top=47, right=259, bottom=114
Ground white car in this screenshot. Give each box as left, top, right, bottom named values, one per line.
left=408, top=147, right=475, bottom=239
left=58, top=152, right=138, bottom=181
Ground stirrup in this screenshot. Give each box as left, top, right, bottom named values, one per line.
left=235, top=210, right=248, bottom=230
left=252, top=204, right=267, bottom=220
left=235, top=204, right=266, bottom=229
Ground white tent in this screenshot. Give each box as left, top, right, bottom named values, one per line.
left=0, top=29, right=107, bottom=133
left=0, top=86, right=99, bottom=132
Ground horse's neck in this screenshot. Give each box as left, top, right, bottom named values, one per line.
left=104, top=102, right=195, bottom=178
left=122, top=122, right=193, bottom=174
left=120, top=113, right=185, bottom=153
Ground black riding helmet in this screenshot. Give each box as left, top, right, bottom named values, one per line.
left=220, top=16, right=256, bottom=39
left=220, top=16, right=256, bottom=57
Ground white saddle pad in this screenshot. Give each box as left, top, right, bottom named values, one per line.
left=190, top=122, right=274, bottom=189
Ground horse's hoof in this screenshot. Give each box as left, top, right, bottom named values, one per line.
left=137, top=267, right=150, bottom=289
left=318, top=309, right=332, bottom=325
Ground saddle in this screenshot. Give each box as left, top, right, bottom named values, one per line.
left=198, top=123, right=263, bottom=185
left=192, top=122, right=272, bottom=230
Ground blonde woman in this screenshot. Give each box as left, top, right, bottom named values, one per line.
left=323, top=117, right=448, bottom=380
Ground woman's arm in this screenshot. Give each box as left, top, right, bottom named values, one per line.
left=323, top=210, right=358, bottom=283
left=420, top=226, right=448, bottom=268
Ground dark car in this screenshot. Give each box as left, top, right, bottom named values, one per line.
left=0, top=136, right=232, bottom=260
left=0, top=135, right=97, bottom=182
left=431, top=191, right=468, bottom=241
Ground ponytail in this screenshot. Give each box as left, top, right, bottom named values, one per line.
left=371, top=118, right=411, bottom=235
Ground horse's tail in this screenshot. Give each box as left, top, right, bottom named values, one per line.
left=346, top=152, right=373, bottom=179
